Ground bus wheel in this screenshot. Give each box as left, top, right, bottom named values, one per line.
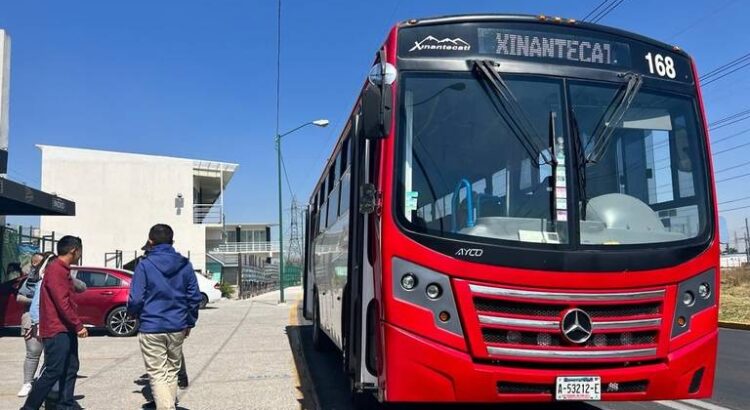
left=312, top=291, right=332, bottom=351
left=350, top=379, right=375, bottom=409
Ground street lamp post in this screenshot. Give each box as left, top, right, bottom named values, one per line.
left=276, top=119, right=329, bottom=303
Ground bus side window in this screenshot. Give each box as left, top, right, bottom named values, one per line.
left=339, top=138, right=351, bottom=216
left=328, top=180, right=340, bottom=229
left=319, top=199, right=328, bottom=233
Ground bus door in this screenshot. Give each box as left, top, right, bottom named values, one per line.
left=345, top=111, right=379, bottom=391
left=303, top=207, right=313, bottom=320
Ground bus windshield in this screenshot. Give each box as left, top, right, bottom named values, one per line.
left=396, top=71, right=710, bottom=247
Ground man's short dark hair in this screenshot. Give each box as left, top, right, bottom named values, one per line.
left=57, top=236, right=82, bottom=256
left=149, top=224, right=174, bottom=246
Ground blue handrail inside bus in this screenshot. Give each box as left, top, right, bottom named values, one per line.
left=451, top=179, right=475, bottom=232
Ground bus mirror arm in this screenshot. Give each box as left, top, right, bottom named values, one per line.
left=361, top=49, right=392, bottom=140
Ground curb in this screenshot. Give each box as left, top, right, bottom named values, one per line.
left=288, top=300, right=322, bottom=410
left=719, top=321, right=750, bottom=331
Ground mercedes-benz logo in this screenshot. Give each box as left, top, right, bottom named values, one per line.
left=560, top=308, right=593, bottom=344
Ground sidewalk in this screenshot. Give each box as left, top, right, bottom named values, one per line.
left=0, top=286, right=308, bottom=410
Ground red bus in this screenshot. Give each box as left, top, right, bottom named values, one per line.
left=303, top=14, right=718, bottom=404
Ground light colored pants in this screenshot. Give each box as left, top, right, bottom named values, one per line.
left=21, top=312, right=43, bottom=385
left=23, top=336, right=43, bottom=384
left=138, top=332, right=185, bottom=410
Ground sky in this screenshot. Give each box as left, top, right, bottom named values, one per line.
left=2, top=0, right=750, bottom=248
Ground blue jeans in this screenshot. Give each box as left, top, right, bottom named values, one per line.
left=22, top=332, right=79, bottom=410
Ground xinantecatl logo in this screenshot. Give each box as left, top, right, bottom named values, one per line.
left=409, top=36, right=471, bottom=52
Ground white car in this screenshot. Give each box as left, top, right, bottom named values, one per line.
left=195, top=272, right=222, bottom=309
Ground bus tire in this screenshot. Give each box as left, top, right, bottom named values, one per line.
left=350, top=379, right=375, bottom=409
left=312, top=291, right=332, bottom=351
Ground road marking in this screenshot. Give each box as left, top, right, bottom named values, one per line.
left=289, top=299, right=303, bottom=402
left=657, top=400, right=736, bottom=410
left=684, top=399, right=736, bottom=410
left=656, top=401, right=704, bottom=410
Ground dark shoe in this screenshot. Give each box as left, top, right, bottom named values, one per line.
left=178, top=377, right=188, bottom=390
left=142, top=400, right=179, bottom=409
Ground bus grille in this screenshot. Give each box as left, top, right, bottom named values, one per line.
left=469, top=283, right=665, bottom=362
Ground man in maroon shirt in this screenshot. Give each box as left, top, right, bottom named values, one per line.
left=21, top=236, right=88, bottom=410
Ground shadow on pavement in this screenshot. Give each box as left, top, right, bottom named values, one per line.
left=287, top=323, right=611, bottom=410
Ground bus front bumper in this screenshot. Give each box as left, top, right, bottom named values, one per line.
left=383, top=323, right=717, bottom=403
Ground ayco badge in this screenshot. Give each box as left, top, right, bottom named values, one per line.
left=455, top=248, right=483, bottom=257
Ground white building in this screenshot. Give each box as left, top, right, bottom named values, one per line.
left=39, top=145, right=237, bottom=273
left=720, top=253, right=748, bottom=268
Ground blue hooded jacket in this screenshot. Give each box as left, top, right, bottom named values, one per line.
left=127, top=244, right=202, bottom=333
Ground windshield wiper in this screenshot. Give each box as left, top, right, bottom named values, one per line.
left=585, top=72, right=644, bottom=163
left=472, top=60, right=552, bottom=166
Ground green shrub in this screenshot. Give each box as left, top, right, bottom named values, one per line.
left=218, top=281, right=235, bottom=298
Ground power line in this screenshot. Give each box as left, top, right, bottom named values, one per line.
left=716, top=171, right=750, bottom=184
left=711, top=126, right=750, bottom=145
left=668, top=0, right=739, bottom=41
left=589, top=0, right=626, bottom=23
left=712, top=140, right=750, bottom=156
left=701, top=52, right=750, bottom=80
left=715, top=160, right=750, bottom=174
left=703, top=60, right=750, bottom=86
left=709, top=108, right=750, bottom=129
left=720, top=204, right=750, bottom=213
left=719, top=195, right=750, bottom=205
left=279, top=152, right=295, bottom=198
left=582, top=0, right=610, bottom=21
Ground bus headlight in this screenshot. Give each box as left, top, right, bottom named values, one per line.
left=698, top=283, right=711, bottom=299
left=672, top=270, right=716, bottom=338
left=392, top=257, right=463, bottom=337
left=426, top=283, right=442, bottom=300
left=401, top=274, right=417, bottom=290
left=682, top=291, right=695, bottom=306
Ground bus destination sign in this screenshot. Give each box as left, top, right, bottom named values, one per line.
left=478, top=28, right=630, bottom=67
left=399, top=22, right=694, bottom=84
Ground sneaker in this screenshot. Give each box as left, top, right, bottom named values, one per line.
left=17, top=383, right=32, bottom=397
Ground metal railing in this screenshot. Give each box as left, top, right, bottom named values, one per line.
left=193, top=204, right=223, bottom=224
left=238, top=263, right=301, bottom=299
left=210, top=241, right=280, bottom=254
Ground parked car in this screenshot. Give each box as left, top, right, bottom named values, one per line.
left=0, top=266, right=138, bottom=337
left=195, top=272, right=222, bottom=309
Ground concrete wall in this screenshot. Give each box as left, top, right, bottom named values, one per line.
left=39, top=146, right=208, bottom=272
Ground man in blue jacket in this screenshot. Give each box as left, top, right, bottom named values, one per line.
left=128, top=224, right=202, bottom=410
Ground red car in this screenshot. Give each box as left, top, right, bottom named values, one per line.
left=0, top=266, right=138, bottom=337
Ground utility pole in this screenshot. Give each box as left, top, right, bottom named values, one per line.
left=287, top=199, right=303, bottom=267
left=745, top=218, right=750, bottom=259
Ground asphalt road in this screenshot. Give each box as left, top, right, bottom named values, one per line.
left=292, top=318, right=749, bottom=410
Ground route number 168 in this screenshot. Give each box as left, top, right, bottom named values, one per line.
left=645, top=52, right=677, bottom=79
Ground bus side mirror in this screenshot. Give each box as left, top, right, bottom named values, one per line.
left=361, top=83, right=392, bottom=140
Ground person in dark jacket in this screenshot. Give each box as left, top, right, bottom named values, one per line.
left=21, top=236, right=87, bottom=410
left=134, top=240, right=190, bottom=391
left=128, top=224, right=201, bottom=410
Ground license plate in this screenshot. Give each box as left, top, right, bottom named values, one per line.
left=556, top=376, right=601, bottom=401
